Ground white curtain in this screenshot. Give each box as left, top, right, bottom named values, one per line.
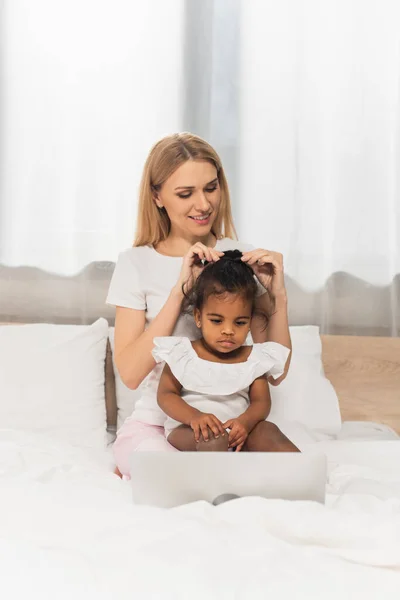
left=238, top=0, right=400, bottom=291
left=0, top=0, right=185, bottom=274
left=1, top=0, right=399, bottom=334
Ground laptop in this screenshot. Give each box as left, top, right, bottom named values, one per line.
left=130, top=451, right=327, bottom=508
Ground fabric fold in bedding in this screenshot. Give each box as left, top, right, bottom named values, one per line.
left=1, top=428, right=400, bottom=599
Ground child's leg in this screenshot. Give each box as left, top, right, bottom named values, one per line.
left=168, top=425, right=229, bottom=452
left=243, top=421, right=300, bottom=452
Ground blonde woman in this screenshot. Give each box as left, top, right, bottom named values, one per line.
left=107, top=133, right=295, bottom=477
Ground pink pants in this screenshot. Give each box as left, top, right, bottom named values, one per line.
left=113, top=419, right=178, bottom=477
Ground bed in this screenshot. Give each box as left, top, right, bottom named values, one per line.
left=1, top=323, right=400, bottom=599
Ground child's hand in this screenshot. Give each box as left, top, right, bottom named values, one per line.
left=223, top=418, right=250, bottom=452
left=189, top=413, right=226, bottom=443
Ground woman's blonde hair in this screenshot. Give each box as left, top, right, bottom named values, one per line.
left=134, top=132, right=237, bottom=247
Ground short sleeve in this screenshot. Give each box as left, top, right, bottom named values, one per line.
left=106, top=249, right=146, bottom=310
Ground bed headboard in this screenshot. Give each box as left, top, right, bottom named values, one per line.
left=321, top=334, right=400, bottom=433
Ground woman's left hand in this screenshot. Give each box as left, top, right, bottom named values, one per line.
left=241, top=249, right=286, bottom=297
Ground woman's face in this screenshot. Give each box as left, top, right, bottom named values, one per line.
left=155, top=160, right=221, bottom=238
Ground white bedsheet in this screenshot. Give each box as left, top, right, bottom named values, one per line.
left=1, top=428, right=400, bottom=600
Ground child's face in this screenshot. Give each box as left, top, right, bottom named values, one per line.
left=195, top=293, right=252, bottom=354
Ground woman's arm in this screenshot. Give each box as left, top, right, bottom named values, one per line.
left=113, top=286, right=184, bottom=390
left=242, top=248, right=292, bottom=385
left=251, top=292, right=292, bottom=385
left=113, top=242, right=223, bottom=390
left=157, top=364, right=200, bottom=424
left=237, top=376, right=271, bottom=432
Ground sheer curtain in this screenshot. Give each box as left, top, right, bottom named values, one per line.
left=1, top=0, right=399, bottom=334
left=237, top=0, right=400, bottom=334
left=0, top=0, right=185, bottom=274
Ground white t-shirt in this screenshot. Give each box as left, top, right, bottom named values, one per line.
left=106, top=238, right=263, bottom=426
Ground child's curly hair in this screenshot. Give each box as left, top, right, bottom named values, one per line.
left=182, top=249, right=274, bottom=329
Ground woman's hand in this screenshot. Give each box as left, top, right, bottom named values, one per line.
left=190, top=412, right=226, bottom=443
left=176, top=242, right=223, bottom=294
left=223, top=417, right=250, bottom=452
left=241, top=249, right=286, bottom=297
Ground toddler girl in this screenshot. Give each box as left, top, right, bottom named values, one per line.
left=152, top=250, right=299, bottom=452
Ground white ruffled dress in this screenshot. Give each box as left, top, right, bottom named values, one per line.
left=152, top=337, right=290, bottom=437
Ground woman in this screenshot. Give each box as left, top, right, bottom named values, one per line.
left=107, top=132, right=296, bottom=477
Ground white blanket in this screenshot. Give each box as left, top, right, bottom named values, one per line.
left=1, top=428, right=400, bottom=600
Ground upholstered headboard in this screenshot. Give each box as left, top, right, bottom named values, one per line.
left=105, top=338, right=117, bottom=431
left=321, top=335, right=400, bottom=433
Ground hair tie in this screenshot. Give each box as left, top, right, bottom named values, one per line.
left=221, top=254, right=242, bottom=262
left=202, top=250, right=243, bottom=267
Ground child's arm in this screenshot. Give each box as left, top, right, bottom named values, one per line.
left=157, top=364, right=225, bottom=440
left=223, top=376, right=271, bottom=450
left=238, top=376, right=271, bottom=432
left=157, top=363, right=196, bottom=424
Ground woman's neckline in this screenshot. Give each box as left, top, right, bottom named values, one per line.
left=188, top=339, right=255, bottom=365
left=151, top=236, right=223, bottom=258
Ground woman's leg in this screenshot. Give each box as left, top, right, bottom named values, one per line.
left=243, top=421, right=300, bottom=452
left=168, top=425, right=229, bottom=452
left=113, top=420, right=178, bottom=478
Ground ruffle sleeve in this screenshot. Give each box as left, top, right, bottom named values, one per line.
left=152, top=337, right=290, bottom=395
left=253, top=341, right=291, bottom=381
left=151, top=336, right=190, bottom=365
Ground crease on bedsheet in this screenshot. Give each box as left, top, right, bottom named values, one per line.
left=172, top=496, right=400, bottom=568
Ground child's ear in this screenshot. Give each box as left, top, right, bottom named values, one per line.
left=194, top=309, right=201, bottom=329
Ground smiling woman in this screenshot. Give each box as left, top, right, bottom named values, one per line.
left=134, top=133, right=236, bottom=251
left=106, top=132, right=293, bottom=476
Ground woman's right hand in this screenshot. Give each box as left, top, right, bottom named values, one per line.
left=189, top=412, right=226, bottom=443
left=176, top=242, right=223, bottom=294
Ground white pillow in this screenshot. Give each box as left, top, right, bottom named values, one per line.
left=109, top=325, right=341, bottom=436
left=268, top=326, right=342, bottom=437
left=0, top=318, right=109, bottom=450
